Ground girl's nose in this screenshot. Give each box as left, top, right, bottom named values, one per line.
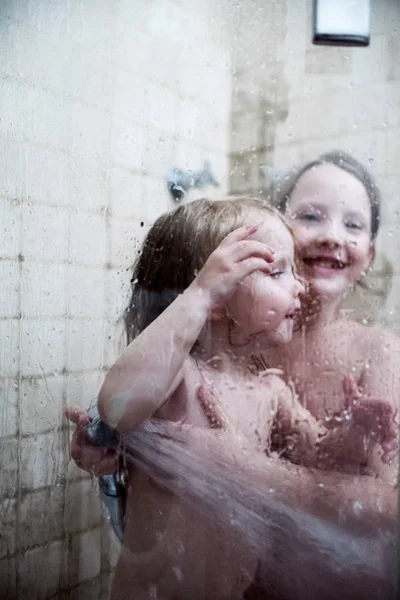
left=316, top=219, right=344, bottom=248
left=293, top=276, right=305, bottom=297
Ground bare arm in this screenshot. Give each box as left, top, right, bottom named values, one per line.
left=276, top=376, right=398, bottom=476
left=172, top=381, right=396, bottom=535
left=98, top=225, right=274, bottom=433
left=98, top=284, right=211, bottom=432
left=360, top=330, right=400, bottom=411
left=358, top=329, right=400, bottom=482
left=122, top=419, right=395, bottom=599
left=147, top=421, right=396, bottom=537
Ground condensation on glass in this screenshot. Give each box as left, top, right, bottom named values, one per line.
left=0, top=0, right=399, bottom=599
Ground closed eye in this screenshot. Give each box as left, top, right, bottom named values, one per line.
left=345, top=220, right=364, bottom=231
left=296, top=212, right=320, bottom=222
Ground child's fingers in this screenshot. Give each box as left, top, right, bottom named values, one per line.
left=71, top=435, right=109, bottom=472
left=239, top=257, right=275, bottom=278
left=231, top=240, right=275, bottom=264
left=92, top=451, right=119, bottom=476
left=64, top=405, right=91, bottom=426
left=352, top=399, right=396, bottom=447
left=72, top=443, right=107, bottom=466
left=341, top=379, right=398, bottom=458
left=218, top=224, right=260, bottom=248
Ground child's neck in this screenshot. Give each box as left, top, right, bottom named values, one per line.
left=297, top=290, right=344, bottom=332
left=194, top=320, right=257, bottom=376
left=260, top=292, right=346, bottom=370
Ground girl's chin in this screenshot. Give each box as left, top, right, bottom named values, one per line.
left=307, top=277, right=350, bottom=300
left=263, top=320, right=294, bottom=346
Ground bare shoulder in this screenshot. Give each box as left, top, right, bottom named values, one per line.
left=367, top=325, right=400, bottom=354
left=346, top=322, right=400, bottom=360
left=325, top=319, right=400, bottom=358
left=351, top=324, right=400, bottom=409
left=328, top=319, right=370, bottom=345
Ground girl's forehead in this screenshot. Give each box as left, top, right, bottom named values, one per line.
left=287, top=164, right=370, bottom=214
left=245, top=210, right=294, bottom=254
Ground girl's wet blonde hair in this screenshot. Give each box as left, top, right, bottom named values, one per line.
left=124, top=196, right=289, bottom=344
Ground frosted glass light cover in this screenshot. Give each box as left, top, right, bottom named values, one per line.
left=313, top=0, right=370, bottom=47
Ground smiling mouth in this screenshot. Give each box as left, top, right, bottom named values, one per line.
left=303, top=257, right=347, bottom=270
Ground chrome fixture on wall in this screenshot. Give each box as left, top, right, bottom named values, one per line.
left=166, top=161, right=219, bottom=201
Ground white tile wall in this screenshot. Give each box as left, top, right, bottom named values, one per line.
left=21, top=203, right=69, bottom=263
left=0, top=378, right=19, bottom=438
left=105, top=268, right=131, bottom=323
left=109, top=118, right=146, bottom=171
left=379, top=176, right=400, bottom=224
left=68, top=212, right=107, bottom=267
left=109, top=217, right=146, bottom=267
left=108, top=167, right=145, bottom=220
left=1, top=0, right=231, bottom=596
left=0, top=556, right=16, bottom=599
left=20, top=431, right=65, bottom=491
left=69, top=529, right=102, bottom=586
left=20, top=375, right=65, bottom=435
left=0, top=437, right=19, bottom=499
left=17, top=540, right=68, bottom=599
left=0, top=319, right=21, bottom=378
left=69, top=577, right=103, bottom=600
left=384, top=127, right=400, bottom=176
left=142, top=175, right=175, bottom=219
left=20, top=145, right=70, bottom=208
left=20, top=319, right=66, bottom=377
left=67, top=158, right=109, bottom=212
left=65, top=371, right=103, bottom=410
left=18, top=487, right=65, bottom=552
left=0, top=137, right=24, bottom=201
left=66, top=320, right=104, bottom=372
left=67, top=266, right=106, bottom=320
left=0, top=198, right=22, bottom=260
left=0, top=261, right=20, bottom=319
left=100, top=524, right=120, bottom=571
left=0, top=498, right=17, bottom=559
left=21, top=263, right=66, bottom=318
left=64, top=479, right=102, bottom=534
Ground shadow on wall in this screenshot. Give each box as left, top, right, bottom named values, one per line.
left=229, top=66, right=290, bottom=197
